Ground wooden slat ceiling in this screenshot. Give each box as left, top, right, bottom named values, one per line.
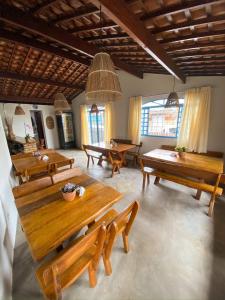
left=0, top=0, right=224, bottom=105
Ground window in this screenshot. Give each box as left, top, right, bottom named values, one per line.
left=141, top=99, right=184, bottom=138
left=88, top=106, right=105, bottom=143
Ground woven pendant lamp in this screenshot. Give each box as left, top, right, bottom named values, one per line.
left=85, top=52, right=122, bottom=103
left=54, top=93, right=71, bottom=114
left=165, top=77, right=179, bottom=107
left=14, top=104, right=25, bottom=115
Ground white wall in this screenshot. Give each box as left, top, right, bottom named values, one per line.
left=72, top=72, right=225, bottom=154
left=0, top=117, right=18, bottom=300
left=0, top=103, right=59, bottom=149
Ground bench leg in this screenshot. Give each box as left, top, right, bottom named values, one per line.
left=88, top=264, right=97, bottom=287
left=147, top=174, right=150, bottom=185
left=87, top=156, right=90, bottom=168
left=142, top=173, right=146, bottom=191
left=208, top=194, right=216, bottom=217
left=195, top=189, right=202, bottom=200
left=154, top=176, right=160, bottom=185
left=91, top=156, right=94, bottom=164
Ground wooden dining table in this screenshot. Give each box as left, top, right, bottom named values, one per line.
left=142, top=149, right=224, bottom=200
left=12, top=150, right=70, bottom=176
left=14, top=173, right=122, bottom=261
left=89, top=142, right=136, bottom=165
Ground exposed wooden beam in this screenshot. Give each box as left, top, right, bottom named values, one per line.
left=141, top=0, right=223, bottom=21
left=167, top=41, right=225, bottom=52
left=0, top=4, right=142, bottom=78
left=0, top=71, right=83, bottom=90
left=185, top=72, right=225, bottom=76
left=83, top=33, right=129, bottom=41
left=152, top=14, right=225, bottom=34
left=177, top=57, right=225, bottom=64
left=68, top=21, right=117, bottom=34
left=90, top=0, right=185, bottom=82
left=162, top=29, right=225, bottom=44
left=30, top=0, right=58, bottom=14
left=173, top=50, right=225, bottom=59
left=0, top=29, right=89, bottom=67
left=0, top=94, right=53, bottom=105
left=52, top=7, right=99, bottom=24
left=180, top=64, right=225, bottom=69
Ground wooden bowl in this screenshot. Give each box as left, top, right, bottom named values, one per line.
left=62, top=190, right=76, bottom=202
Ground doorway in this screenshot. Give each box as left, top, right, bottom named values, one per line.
left=30, top=110, right=46, bottom=149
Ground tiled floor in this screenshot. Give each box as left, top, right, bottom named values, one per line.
left=13, top=150, right=225, bottom=300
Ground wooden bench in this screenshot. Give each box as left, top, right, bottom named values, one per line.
left=83, top=145, right=107, bottom=168
left=140, top=156, right=223, bottom=217
left=161, top=145, right=224, bottom=158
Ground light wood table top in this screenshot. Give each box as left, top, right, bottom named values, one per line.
left=12, top=151, right=69, bottom=175
left=143, top=149, right=224, bottom=174
left=14, top=173, right=122, bottom=261
left=90, top=142, right=136, bottom=153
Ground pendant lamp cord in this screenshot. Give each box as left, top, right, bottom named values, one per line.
left=99, top=5, right=102, bottom=49
left=173, top=77, right=175, bottom=92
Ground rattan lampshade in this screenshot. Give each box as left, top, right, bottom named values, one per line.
left=54, top=93, right=71, bottom=114
left=85, top=52, right=122, bottom=103
left=14, top=105, right=25, bottom=115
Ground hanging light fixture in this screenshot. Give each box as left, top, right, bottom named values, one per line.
left=165, top=77, right=179, bottom=108
left=85, top=6, right=122, bottom=109
left=14, top=104, right=25, bottom=115
left=90, top=103, right=99, bottom=113
left=54, top=93, right=71, bottom=115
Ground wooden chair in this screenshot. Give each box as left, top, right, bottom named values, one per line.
left=86, top=201, right=139, bottom=275
left=112, top=138, right=132, bottom=145
left=83, top=145, right=107, bottom=168
left=36, top=225, right=106, bottom=300
left=51, top=168, right=83, bottom=184
left=139, top=157, right=154, bottom=190
left=12, top=176, right=52, bottom=198
left=126, top=142, right=143, bottom=166
left=11, top=152, right=34, bottom=160
left=108, top=151, right=122, bottom=177
left=24, top=164, right=53, bottom=182
left=53, top=158, right=74, bottom=172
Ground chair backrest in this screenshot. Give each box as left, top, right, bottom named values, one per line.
left=112, top=138, right=132, bottom=145
left=51, top=168, right=83, bottom=184
left=11, top=152, right=34, bottom=160
left=25, top=164, right=51, bottom=182
left=12, top=176, right=52, bottom=198
left=37, top=225, right=106, bottom=300
left=54, top=158, right=74, bottom=171
left=83, top=145, right=105, bottom=156
left=105, top=201, right=139, bottom=257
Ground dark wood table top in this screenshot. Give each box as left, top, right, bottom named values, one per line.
left=14, top=173, right=123, bottom=261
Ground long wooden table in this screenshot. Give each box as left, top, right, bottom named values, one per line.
left=89, top=142, right=136, bottom=165
left=14, top=173, right=122, bottom=261
left=12, top=150, right=70, bottom=176
left=143, top=149, right=224, bottom=176
left=142, top=149, right=224, bottom=203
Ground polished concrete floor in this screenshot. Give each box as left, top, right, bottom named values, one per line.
left=13, top=150, right=225, bottom=300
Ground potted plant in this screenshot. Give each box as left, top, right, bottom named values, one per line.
left=175, top=146, right=187, bottom=158
left=61, top=183, right=78, bottom=201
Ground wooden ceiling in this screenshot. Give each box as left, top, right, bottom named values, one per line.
left=0, top=0, right=225, bottom=105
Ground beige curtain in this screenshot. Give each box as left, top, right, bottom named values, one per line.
left=80, top=105, right=90, bottom=147
left=128, top=96, right=142, bottom=145
left=177, top=87, right=211, bottom=153
left=104, top=102, right=115, bottom=143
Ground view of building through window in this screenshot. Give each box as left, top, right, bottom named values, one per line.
left=88, top=106, right=105, bottom=143
left=141, top=99, right=184, bottom=138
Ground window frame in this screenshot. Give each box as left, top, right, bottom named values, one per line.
left=141, top=103, right=184, bottom=139
left=88, top=107, right=105, bottom=143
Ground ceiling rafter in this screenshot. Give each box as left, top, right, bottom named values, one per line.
left=52, top=7, right=99, bottom=24
left=0, top=4, right=142, bottom=78
left=89, top=0, right=185, bottom=82
left=152, top=14, right=225, bottom=34
left=0, top=94, right=53, bottom=105
left=140, top=0, right=223, bottom=21
left=30, top=0, right=58, bottom=14
left=68, top=21, right=118, bottom=34
left=0, top=71, right=83, bottom=89
left=161, top=29, right=225, bottom=44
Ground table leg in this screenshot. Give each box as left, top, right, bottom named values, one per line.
left=195, top=190, right=202, bottom=200
left=154, top=177, right=160, bottom=185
